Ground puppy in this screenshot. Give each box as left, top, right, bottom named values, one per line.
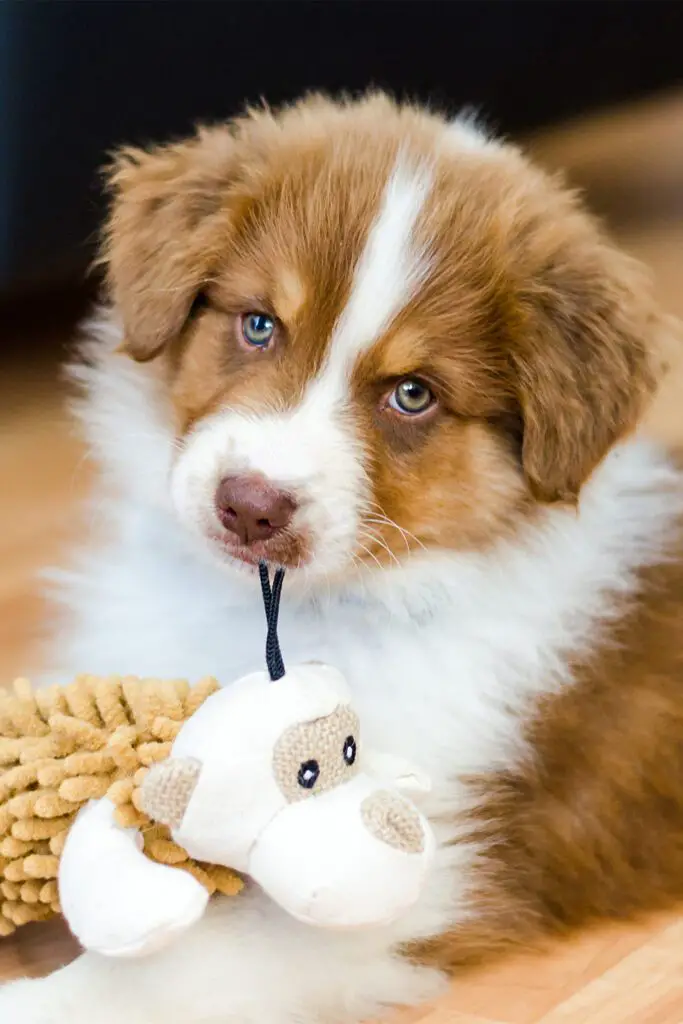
left=3, top=93, right=683, bottom=1023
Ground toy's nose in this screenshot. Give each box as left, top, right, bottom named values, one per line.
left=360, top=791, right=425, bottom=854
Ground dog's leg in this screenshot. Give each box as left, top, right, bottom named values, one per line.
left=0, top=886, right=447, bottom=1024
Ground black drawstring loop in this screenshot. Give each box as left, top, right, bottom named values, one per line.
left=259, top=561, right=286, bottom=681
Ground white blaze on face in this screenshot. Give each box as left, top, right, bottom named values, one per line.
left=171, top=159, right=434, bottom=576
left=316, top=159, right=433, bottom=400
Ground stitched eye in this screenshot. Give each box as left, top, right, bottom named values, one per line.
left=343, top=736, right=357, bottom=766
left=241, top=312, right=276, bottom=348
left=388, top=379, right=434, bottom=415
left=297, top=759, right=320, bottom=789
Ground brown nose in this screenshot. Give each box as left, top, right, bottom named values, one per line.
left=215, top=475, right=296, bottom=545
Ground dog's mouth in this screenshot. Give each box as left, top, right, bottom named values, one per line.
left=207, top=528, right=311, bottom=573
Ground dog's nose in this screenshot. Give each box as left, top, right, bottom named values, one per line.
left=360, top=791, right=425, bottom=854
left=215, top=475, right=296, bottom=545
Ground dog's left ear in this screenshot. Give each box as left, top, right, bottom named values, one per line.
left=100, top=127, right=236, bottom=362
left=511, top=219, right=661, bottom=504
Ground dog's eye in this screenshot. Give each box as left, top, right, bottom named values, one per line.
left=388, top=378, right=434, bottom=415
left=343, top=735, right=357, bottom=766
left=241, top=312, right=276, bottom=348
left=297, top=759, right=320, bottom=789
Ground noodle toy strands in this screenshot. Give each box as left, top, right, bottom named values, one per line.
left=0, top=673, right=241, bottom=939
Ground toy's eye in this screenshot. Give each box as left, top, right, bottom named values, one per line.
left=343, top=736, right=357, bottom=766
left=297, top=759, right=320, bottom=789
left=388, top=378, right=434, bottom=415
left=240, top=312, right=276, bottom=348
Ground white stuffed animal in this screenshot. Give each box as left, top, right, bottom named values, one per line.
left=58, top=566, right=435, bottom=958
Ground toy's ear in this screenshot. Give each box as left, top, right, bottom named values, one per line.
left=140, top=757, right=203, bottom=830
left=362, top=750, right=432, bottom=795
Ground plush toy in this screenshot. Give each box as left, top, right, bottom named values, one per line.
left=1, top=564, right=435, bottom=957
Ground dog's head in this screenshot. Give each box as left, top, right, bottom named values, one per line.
left=101, top=94, right=660, bottom=584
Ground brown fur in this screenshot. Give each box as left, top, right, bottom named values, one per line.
left=100, top=92, right=683, bottom=970
left=413, top=511, right=683, bottom=969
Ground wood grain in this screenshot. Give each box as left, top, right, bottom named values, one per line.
left=3, top=91, right=683, bottom=1021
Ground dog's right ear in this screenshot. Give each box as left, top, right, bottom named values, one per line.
left=101, top=127, right=235, bottom=362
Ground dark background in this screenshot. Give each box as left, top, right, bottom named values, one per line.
left=1, top=0, right=682, bottom=297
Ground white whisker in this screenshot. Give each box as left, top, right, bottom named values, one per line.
left=360, top=503, right=427, bottom=553
left=354, top=540, right=384, bottom=572
left=358, top=528, right=401, bottom=568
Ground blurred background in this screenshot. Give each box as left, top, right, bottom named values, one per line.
left=2, top=1, right=683, bottom=297
left=2, top=0, right=683, bottom=673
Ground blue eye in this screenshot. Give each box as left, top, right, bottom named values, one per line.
left=241, top=312, right=276, bottom=348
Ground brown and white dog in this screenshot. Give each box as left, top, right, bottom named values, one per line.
left=3, top=93, right=683, bottom=1023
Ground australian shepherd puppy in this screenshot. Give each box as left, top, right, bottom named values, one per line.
left=3, top=93, right=683, bottom=1023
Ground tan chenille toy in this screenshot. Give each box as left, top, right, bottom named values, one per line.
left=0, top=673, right=243, bottom=937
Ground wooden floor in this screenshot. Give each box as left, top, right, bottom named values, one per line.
left=3, top=91, right=683, bottom=1021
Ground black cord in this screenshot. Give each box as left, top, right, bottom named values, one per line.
left=259, top=561, right=286, bottom=681
left=259, top=560, right=272, bottom=617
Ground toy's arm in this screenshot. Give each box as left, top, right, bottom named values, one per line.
left=60, top=798, right=208, bottom=957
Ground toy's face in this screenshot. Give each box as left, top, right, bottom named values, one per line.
left=140, top=663, right=434, bottom=927
left=268, top=701, right=428, bottom=857
left=140, top=665, right=362, bottom=867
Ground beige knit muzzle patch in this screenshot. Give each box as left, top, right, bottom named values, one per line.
left=273, top=705, right=360, bottom=802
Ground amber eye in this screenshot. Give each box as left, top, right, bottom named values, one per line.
left=388, top=378, right=434, bottom=415
left=241, top=312, right=276, bottom=348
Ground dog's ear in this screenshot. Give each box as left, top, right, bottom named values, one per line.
left=510, top=215, right=660, bottom=504
left=101, top=127, right=235, bottom=362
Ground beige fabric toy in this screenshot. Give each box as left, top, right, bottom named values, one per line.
left=57, top=660, right=435, bottom=958
left=0, top=674, right=243, bottom=937
left=0, top=564, right=435, bottom=957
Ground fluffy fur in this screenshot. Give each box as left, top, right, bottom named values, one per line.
left=2, top=93, right=683, bottom=1023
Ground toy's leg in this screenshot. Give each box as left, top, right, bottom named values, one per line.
left=0, top=886, right=447, bottom=1024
